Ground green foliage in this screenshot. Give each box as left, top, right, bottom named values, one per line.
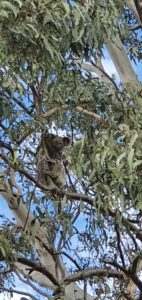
left=0, top=222, right=32, bottom=265
left=71, top=90, right=142, bottom=210
left=0, top=0, right=121, bottom=69
left=0, top=1, right=142, bottom=299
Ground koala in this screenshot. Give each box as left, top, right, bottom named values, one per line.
left=36, top=133, right=70, bottom=191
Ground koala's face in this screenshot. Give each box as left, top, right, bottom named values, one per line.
left=42, top=133, right=70, bottom=160
left=52, top=137, right=64, bottom=151
left=51, top=136, right=70, bottom=159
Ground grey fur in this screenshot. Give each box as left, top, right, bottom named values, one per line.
left=36, top=133, right=70, bottom=191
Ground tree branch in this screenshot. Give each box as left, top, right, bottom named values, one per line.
left=16, top=127, right=36, bottom=146
left=0, top=285, right=38, bottom=300
left=0, top=141, right=14, bottom=158
left=90, top=59, right=119, bottom=91
left=129, top=24, right=142, bottom=31
left=11, top=95, right=32, bottom=117
left=125, top=0, right=142, bottom=25
left=122, top=217, right=142, bottom=242
left=103, top=259, right=142, bottom=294
left=59, top=251, right=81, bottom=270
left=115, top=224, right=126, bottom=268
left=107, top=35, right=139, bottom=88
left=17, top=257, right=60, bottom=287
left=30, top=85, right=41, bottom=114
left=64, top=268, right=125, bottom=285
left=15, top=270, right=50, bottom=299
left=37, top=105, right=103, bottom=122
left=76, top=106, right=103, bottom=122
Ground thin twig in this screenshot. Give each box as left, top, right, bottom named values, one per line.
left=90, top=59, right=119, bottom=91
left=15, top=270, right=50, bottom=299
left=129, top=24, right=142, bottom=31
left=11, top=95, right=32, bottom=117
left=16, top=127, right=35, bottom=145
left=59, top=251, right=81, bottom=270
left=0, top=122, right=7, bottom=130
left=0, top=141, right=14, bottom=158
left=0, top=285, right=38, bottom=300
left=115, top=224, right=126, bottom=268
left=23, top=186, right=36, bottom=230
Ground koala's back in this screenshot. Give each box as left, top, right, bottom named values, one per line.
left=36, top=133, right=69, bottom=190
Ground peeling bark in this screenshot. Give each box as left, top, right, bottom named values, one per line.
left=107, top=35, right=140, bottom=89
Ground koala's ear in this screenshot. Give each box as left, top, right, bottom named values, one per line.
left=63, top=137, right=70, bottom=146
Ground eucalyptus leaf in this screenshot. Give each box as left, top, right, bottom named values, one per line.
left=129, top=130, right=138, bottom=149
left=127, top=148, right=134, bottom=172
left=1, top=1, right=19, bottom=17
left=116, top=152, right=126, bottom=167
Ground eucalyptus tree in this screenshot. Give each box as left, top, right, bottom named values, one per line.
left=0, top=0, right=142, bottom=299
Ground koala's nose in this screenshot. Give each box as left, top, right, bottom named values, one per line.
left=57, top=151, right=62, bottom=159
left=57, top=144, right=62, bottom=151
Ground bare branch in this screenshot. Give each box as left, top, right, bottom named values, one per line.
left=90, top=59, right=119, bottom=91
left=102, top=259, right=126, bottom=273
left=15, top=270, right=50, bottom=299
left=12, top=95, right=32, bottom=117
left=115, top=224, right=126, bottom=268
left=129, top=24, right=142, bottom=31
left=30, top=85, right=41, bottom=114
left=103, top=259, right=142, bottom=294
left=59, top=251, right=81, bottom=270
left=39, top=107, right=58, bottom=118
left=127, top=254, right=142, bottom=298
left=38, top=105, right=103, bottom=122
left=126, top=227, right=138, bottom=251
left=122, top=217, right=142, bottom=242
left=0, top=285, right=38, bottom=300
left=76, top=106, right=103, bottom=122
left=16, top=127, right=36, bottom=146
left=64, top=268, right=125, bottom=285
left=0, top=141, right=14, bottom=158
left=17, top=257, right=60, bottom=287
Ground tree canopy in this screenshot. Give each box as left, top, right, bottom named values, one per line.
left=0, top=0, right=142, bottom=299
